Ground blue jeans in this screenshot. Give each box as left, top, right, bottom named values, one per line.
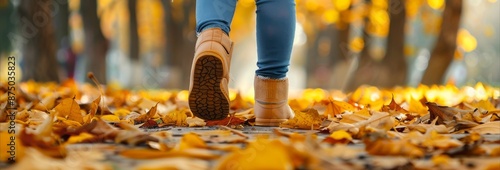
left=196, top=0, right=296, bottom=79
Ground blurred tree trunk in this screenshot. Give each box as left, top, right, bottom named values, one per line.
left=306, top=7, right=352, bottom=89
left=348, top=0, right=406, bottom=91
left=0, top=1, right=15, bottom=56
left=381, top=0, right=407, bottom=87
left=53, top=0, right=70, bottom=79
left=161, top=0, right=196, bottom=89
left=305, top=26, right=334, bottom=88
left=18, top=0, right=59, bottom=82
left=54, top=0, right=69, bottom=49
left=128, top=0, right=139, bottom=61
left=421, top=0, right=463, bottom=85
left=80, top=0, right=108, bottom=83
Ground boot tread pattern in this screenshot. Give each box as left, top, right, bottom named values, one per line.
left=189, top=56, right=229, bottom=120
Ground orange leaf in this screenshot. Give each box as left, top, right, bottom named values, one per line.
left=323, top=130, right=353, bottom=144
left=323, top=97, right=355, bottom=117
left=54, top=98, right=84, bottom=124
left=381, top=95, right=408, bottom=114
left=365, top=138, right=424, bottom=158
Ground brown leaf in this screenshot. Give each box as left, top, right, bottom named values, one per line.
left=381, top=95, right=408, bottom=114
left=85, top=96, right=101, bottom=124
left=426, top=102, right=459, bottom=127
left=407, top=117, right=450, bottom=134
left=139, top=119, right=159, bottom=129
left=205, top=115, right=245, bottom=126
left=136, top=103, right=159, bottom=124
left=54, top=98, right=84, bottom=124
left=365, top=138, right=424, bottom=158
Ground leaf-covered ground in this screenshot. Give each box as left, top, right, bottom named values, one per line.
left=1, top=80, right=499, bottom=170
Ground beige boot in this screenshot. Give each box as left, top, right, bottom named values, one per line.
left=254, top=76, right=295, bottom=126
left=189, top=28, right=233, bottom=120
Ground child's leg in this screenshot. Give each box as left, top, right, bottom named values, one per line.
left=254, top=0, right=296, bottom=126
left=189, top=0, right=236, bottom=120
left=196, top=0, right=237, bottom=35
left=255, top=0, right=296, bottom=79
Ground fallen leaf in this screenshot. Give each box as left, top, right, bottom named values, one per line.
left=121, top=148, right=219, bottom=160
left=409, top=98, right=428, bottom=116
left=0, top=127, right=25, bottom=163
left=135, top=157, right=209, bottom=170
left=186, top=117, right=207, bottom=127
left=323, top=130, right=352, bottom=144
left=206, top=115, right=245, bottom=126
left=177, top=132, right=207, bottom=150
left=407, top=117, right=449, bottom=133
left=215, top=137, right=293, bottom=170
left=54, top=98, right=84, bottom=124
left=281, top=109, right=323, bottom=129
left=381, top=95, right=408, bottom=114
left=422, top=131, right=463, bottom=150
left=100, top=115, right=120, bottom=122
left=136, top=103, right=159, bottom=124
left=162, top=109, right=188, bottom=126
left=322, top=97, right=355, bottom=117
left=365, top=138, right=424, bottom=158
left=84, top=96, right=101, bottom=124
left=66, top=132, right=95, bottom=144
left=468, top=121, right=500, bottom=134
left=339, top=109, right=370, bottom=123
left=139, top=119, right=159, bottom=129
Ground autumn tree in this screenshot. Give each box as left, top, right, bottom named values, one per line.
left=347, top=0, right=407, bottom=91
left=161, top=0, right=196, bottom=89
left=421, top=0, right=463, bottom=85
left=0, top=1, right=14, bottom=57
left=80, top=0, right=109, bottom=83
left=128, top=0, right=139, bottom=61
left=18, top=0, right=59, bottom=82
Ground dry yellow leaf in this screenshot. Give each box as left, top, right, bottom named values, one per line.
left=215, top=137, right=293, bottom=170
left=186, top=117, right=206, bottom=127
left=281, top=109, right=323, bottom=130
left=100, top=115, right=121, bottom=122
left=432, top=154, right=450, bottom=166
left=177, top=132, right=206, bottom=150
left=0, top=129, right=25, bottom=163
left=323, top=130, right=353, bottom=144
left=66, top=132, right=95, bottom=144
left=162, top=109, right=188, bottom=126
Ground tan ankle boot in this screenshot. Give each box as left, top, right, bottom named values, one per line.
left=189, top=28, right=233, bottom=120
left=254, top=76, right=295, bottom=126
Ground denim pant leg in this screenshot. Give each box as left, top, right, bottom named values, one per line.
left=196, top=0, right=237, bottom=35
left=255, top=0, right=296, bottom=79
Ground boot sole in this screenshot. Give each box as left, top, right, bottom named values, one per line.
left=189, top=55, right=229, bottom=120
